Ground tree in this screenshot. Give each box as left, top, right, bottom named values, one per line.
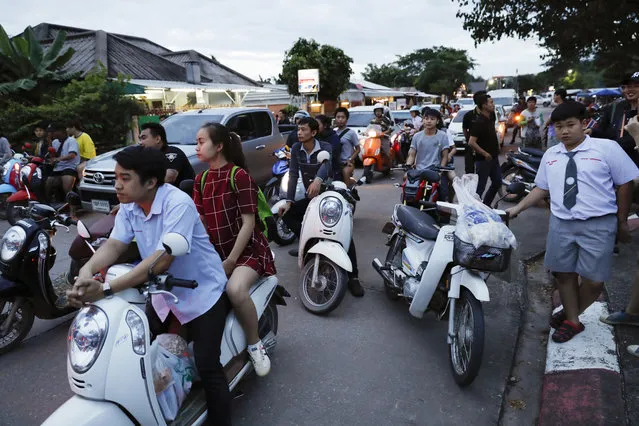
left=452, top=0, right=639, bottom=85
left=361, top=63, right=412, bottom=88
left=0, top=69, right=144, bottom=153
left=279, top=38, right=353, bottom=102
left=0, top=25, right=76, bottom=104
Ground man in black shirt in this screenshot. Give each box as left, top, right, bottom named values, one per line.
left=139, top=122, right=195, bottom=187
left=468, top=93, right=502, bottom=206
left=462, top=91, right=489, bottom=174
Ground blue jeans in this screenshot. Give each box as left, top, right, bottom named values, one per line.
left=475, top=157, right=502, bottom=205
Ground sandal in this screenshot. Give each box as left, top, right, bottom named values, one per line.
left=550, top=309, right=566, bottom=329
left=552, top=320, right=585, bottom=343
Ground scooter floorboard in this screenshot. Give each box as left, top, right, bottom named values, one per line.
left=168, top=383, right=206, bottom=426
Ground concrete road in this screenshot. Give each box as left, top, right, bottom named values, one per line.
left=0, top=130, right=551, bottom=426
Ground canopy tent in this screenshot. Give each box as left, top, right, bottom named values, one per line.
left=593, top=88, right=622, bottom=96
left=576, top=91, right=591, bottom=97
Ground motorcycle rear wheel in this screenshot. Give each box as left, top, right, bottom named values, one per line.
left=448, top=288, right=485, bottom=387
left=500, top=168, right=526, bottom=203
left=300, top=254, right=348, bottom=315
left=0, top=298, right=35, bottom=355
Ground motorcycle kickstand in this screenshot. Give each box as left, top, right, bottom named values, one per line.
left=437, top=298, right=451, bottom=321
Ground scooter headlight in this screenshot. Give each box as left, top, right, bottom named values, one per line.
left=69, top=305, right=109, bottom=374
left=1, top=226, right=26, bottom=261
left=319, top=196, right=342, bottom=227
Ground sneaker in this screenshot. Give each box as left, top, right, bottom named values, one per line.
left=348, top=277, right=364, bottom=297
left=628, top=345, right=639, bottom=358
left=248, top=341, right=271, bottom=377
left=288, top=249, right=299, bottom=257
left=600, top=310, right=639, bottom=326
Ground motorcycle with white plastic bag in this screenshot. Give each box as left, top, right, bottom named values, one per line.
left=372, top=174, right=521, bottom=386
left=43, top=231, right=289, bottom=426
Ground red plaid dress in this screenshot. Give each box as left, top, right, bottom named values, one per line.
left=193, top=163, right=275, bottom=277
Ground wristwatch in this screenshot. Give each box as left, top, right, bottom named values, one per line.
left=103, top=282, right=114, bottom=299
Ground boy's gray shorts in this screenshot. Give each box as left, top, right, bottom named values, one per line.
left=544, top=214, right=617, bottom=282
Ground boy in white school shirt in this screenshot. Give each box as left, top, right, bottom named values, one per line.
left=507, top=102, right=639, bottom=343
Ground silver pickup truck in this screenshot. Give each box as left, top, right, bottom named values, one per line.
left=79, top=107, right=289, bottom=213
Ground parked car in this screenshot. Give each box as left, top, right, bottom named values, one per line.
left=447, top=107, right=506, bottom=152
left=487, top=89, right=517, bottom=111
left=452, top=98, right=475, bottom=110
left=392, top=110, right=412, bottom=126
left=79, top=108, right=285, bottom=213
left=538, top=92, right=553, bottom=107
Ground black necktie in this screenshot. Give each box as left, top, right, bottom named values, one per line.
left=563, top=152, right=578, bottom=209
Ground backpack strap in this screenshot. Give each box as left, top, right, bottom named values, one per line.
left=337, top=129, right=350, bottom=140
left=229, top=165, right=239, bottom=193
left=199, top=169, right=209, bottom=194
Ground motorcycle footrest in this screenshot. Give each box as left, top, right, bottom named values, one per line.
left=381, top=222, right=394, bottom=234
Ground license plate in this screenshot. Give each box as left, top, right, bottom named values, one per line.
left=91, top=199, right=111, bottom=213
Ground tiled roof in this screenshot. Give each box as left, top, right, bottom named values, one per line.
left=28, top=23, right=257, bottom=86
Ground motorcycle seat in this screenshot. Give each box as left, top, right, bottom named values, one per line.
left=520, top=147, right=545, bottom=157
left=513, top=153, right=541, bottom=168
left=406, top=168, right=440, bottom=183
left=396, top=205, right=440, bottom=240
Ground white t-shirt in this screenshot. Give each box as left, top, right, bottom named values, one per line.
left=520, top=109, right=543, bottom=138
left=535, top=136, right=639, bottom=220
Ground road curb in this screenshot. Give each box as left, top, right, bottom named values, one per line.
left=538, top=274, right=625, bottom=425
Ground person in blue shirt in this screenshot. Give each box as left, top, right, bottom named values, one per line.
left=67, top=145, right=232, bottom=425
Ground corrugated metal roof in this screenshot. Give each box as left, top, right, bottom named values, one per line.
left=115, top=36, right=172, bottom=56
left=162, top=51, right=258, bottom=86
left=40, top=33, right=97, bottom=76
left=129, top=79, right=269, bottom=92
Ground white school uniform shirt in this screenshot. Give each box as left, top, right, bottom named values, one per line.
left=534, top=136, right=639, bottom=220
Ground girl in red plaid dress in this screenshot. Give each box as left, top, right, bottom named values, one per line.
left=193, top=123, right=275, bottom=377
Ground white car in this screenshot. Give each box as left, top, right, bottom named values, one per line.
left=451, top=98, right=475, bottom=110
left=447, top=108, right=506, bottom=152
left=538, top=93, right=553, bottom=107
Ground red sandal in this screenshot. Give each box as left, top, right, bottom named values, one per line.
left=552, top=320, right=585, bottom=343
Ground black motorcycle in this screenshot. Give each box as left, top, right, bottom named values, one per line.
left=0, top=202, right=78, bottom=354
left=500, top=147, right=544, bottom=202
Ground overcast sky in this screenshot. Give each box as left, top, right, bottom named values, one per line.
left=2, top=0, right=548, bottom=83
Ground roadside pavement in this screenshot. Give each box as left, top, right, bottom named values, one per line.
left=533, top=224, right=639, bottom=426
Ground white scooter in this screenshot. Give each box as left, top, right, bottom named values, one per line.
left=372, top=185, right=522, bottom=386
left=43, top=228, right=289, bottom=426
left=272, top=151, right=364, bottom=315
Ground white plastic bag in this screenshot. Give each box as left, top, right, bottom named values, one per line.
left=152, top=334, right=196, bottom=421
left=452, top=175, right=517, bottom=249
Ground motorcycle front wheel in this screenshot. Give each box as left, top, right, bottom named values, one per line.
left=500, top=168, right=526, bottom=203
left=363, top=165, right=373, bottom=184
left=271, top=216, right=296, bottom=246
left=0, top=297, right=35, bottom=355
left=300, top=254, right=348, bottom=315
left=448, top=288, right=485, bottom=387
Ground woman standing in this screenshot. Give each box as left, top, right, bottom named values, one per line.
left=193, top=122, right=276, bottom=377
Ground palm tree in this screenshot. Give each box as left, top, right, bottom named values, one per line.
left=0, top=25, right=76, bottom=103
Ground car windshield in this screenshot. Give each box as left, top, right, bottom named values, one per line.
left=393, top=112, right=411, bottom=124
left=452, top=110, right=469, bottom=123
left=162, top=114, right=224, bottom=145
left=491, top=97, right=514, bottom=106
left=455, top=99, right=474, bottom=106
left=347, top=112, right=375, bottom=127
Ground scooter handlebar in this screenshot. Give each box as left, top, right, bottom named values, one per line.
left=165, top=277, right=198, bottom=289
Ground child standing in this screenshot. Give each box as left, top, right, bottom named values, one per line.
left=507, top=102, right=639, bottom=343
left=193, top=122, right=276, bottom=375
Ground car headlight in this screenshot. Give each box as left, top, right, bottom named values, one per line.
left=126, top=310, right=146, bottom=355
left=319, top=196, right=342, bottom=227
left=1, top=226, right=26, bottom=261
left=69, top=305, right=109, bottom=374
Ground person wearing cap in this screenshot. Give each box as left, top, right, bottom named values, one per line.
left=409, top=105, right=423, bottom=132
left=285, top=110, right=311, bottom=148
left=405, top=108, right=451, bottom=201
left=507, top=102, right=639, bottom=343
left=591, top=72, right=639, bottom=166
left=468, top=93, right=502, bottom=206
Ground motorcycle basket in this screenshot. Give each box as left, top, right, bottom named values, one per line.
left=453, top=235, right=511, bottom=272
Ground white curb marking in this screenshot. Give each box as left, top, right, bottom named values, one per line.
left=546, top=301, right=619, bottom=374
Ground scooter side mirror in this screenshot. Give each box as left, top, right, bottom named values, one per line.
left=316, top=151, right=330, bottom=164
left=24, top=142, right=32, bottom=149
left=506, top=182, right=526, bottom=195
left=48, top=147, right=56, bottom=154
left=77, top=220, right=91, bottom=239
left=162, top=232, right=189, bottom=257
